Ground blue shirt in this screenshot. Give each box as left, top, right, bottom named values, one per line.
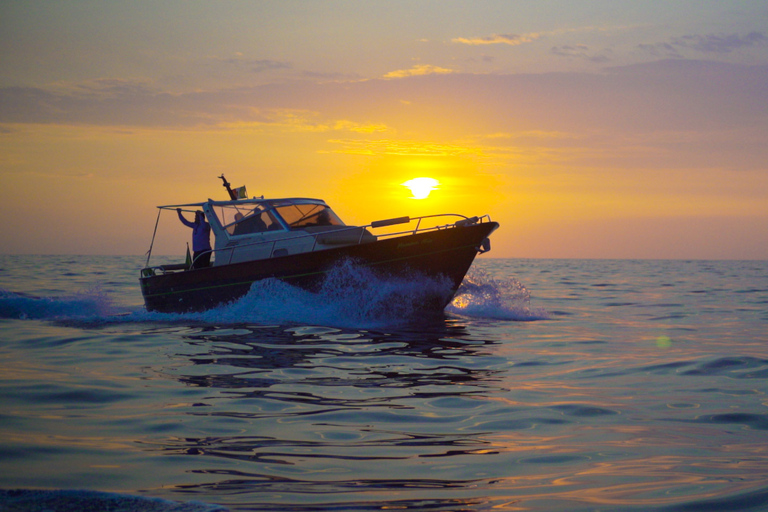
left=178, top=211, right=212, bottom=252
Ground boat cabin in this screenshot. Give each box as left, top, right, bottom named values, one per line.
left=196, top=197, right=375, bottom=266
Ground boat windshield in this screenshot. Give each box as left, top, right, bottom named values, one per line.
left=274, top=203, right=344, bottom=229
left=216, top=204, right=282, bottom=235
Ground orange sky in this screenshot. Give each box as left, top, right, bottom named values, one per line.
left=1, top=1, right=767, bottom=259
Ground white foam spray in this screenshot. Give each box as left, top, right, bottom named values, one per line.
left=447, top=268, right=549, bottom=321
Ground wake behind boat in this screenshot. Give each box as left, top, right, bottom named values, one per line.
left=140, top=176, right=499, bottom=313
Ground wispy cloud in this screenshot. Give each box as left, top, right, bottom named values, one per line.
left=639, top=31, right=768, bottom=57
left=637, top=42, right=682, bottom=59
left=217, top=55, right=292, bottom=73
left=324, top=139, right=483, bottom=157
left=3, top=60, right=766, bottom=150
left=673, top=31, right=767, bottom=53
left=248, top=59, right=292, bottom=73
left=451, top=27, right=620, bottom=48
left=51, top=78, right=158, bottom=97
left=223, top=111, right=390, bottom=134
left=452, top=33, right=540, bottom=46
left=482, top=130, right=578, bottom=141
left=551, top=44, right=612, bottom=63
left=382, top=64, right=455, bottom=79
left=331, top=120, right=389, bottom=134
left=301, top=70, right=364, bottom=82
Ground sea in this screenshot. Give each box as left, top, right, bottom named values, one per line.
left=1, top=255, right=767, bottom=512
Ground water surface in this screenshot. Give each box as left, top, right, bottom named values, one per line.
left=1, top=256, right=766, bottom=511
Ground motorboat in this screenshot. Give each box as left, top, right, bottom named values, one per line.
left=140, top=176, right=499, bottom=313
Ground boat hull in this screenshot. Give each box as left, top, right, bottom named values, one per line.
left=140, top=221, right=498, bottom=313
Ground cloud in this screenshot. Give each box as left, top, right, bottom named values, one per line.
left=551, top=44, right=612, bottom=63
left=218, top=56, right=292, bottom=73
left=221, top=111, right=391, bottom=135
left=452, top=33, right=540, bottom=46
left=248, top=59, right=292, bottom=73
left=672, top=31, right=767, bottom=53
left=482, top=130, right=576, bottom=141
left=639, top=31, right=768, bottom=56
left=2, top=60, right=766, bottom=160
left=53, top=78, right=158, bottom=97
left=0, top=84, right=215, bottom=127
left=324, top=139, right=483, bottom=157
left=382, top=64, right=455, bottom=79
left=331, top=120, right=388, bottom=134
left=637, top=42, right=682, bottom=59
left=301, top=70, right=364, bottom=82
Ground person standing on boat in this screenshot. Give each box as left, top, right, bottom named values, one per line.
left=177, top=209, right=212, bottom=268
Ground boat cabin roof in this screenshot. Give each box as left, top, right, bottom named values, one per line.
left=157, top=197, right=327, bottom=209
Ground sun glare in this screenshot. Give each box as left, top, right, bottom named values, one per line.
left=403, top=177, right=439, bottom=199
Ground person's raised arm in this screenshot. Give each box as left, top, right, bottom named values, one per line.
left=177, top=208, right=195, bottom=228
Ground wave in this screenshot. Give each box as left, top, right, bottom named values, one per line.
left=447, top=269, right=549, bottom=321
left=0, top=287, right=117, bottom=320
left=1, top=263, right=547, bottom=327
left=0, top=489, right=225, bottom=512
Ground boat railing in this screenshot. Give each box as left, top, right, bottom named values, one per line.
left=144, top=213, right=493, bottom=274
left=366, top=213, right=493, bottom=238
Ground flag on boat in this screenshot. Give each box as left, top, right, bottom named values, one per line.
left=235, top=186, right=247, bottom=199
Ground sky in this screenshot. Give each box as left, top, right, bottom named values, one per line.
left=1, top=0, right=767, bottom=259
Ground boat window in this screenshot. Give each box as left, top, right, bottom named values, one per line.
left=218, top=205, right=282, bottom=235
left=275, top=204, right=344, bottom=229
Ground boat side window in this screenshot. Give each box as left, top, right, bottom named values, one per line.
left=224, top=208, right=281, bottom=235
left=275, top=204, right=344, bottom=229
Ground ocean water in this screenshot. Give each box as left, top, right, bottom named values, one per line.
left=1, top=255, right=767, bottom=512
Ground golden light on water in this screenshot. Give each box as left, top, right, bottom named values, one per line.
left=402, top=177, right=439, bottom=199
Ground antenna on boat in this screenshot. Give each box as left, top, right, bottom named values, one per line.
left=219, top=174, right=238, bottom=200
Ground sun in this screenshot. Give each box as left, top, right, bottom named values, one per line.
left=402, top=177, right=439, bottom=199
